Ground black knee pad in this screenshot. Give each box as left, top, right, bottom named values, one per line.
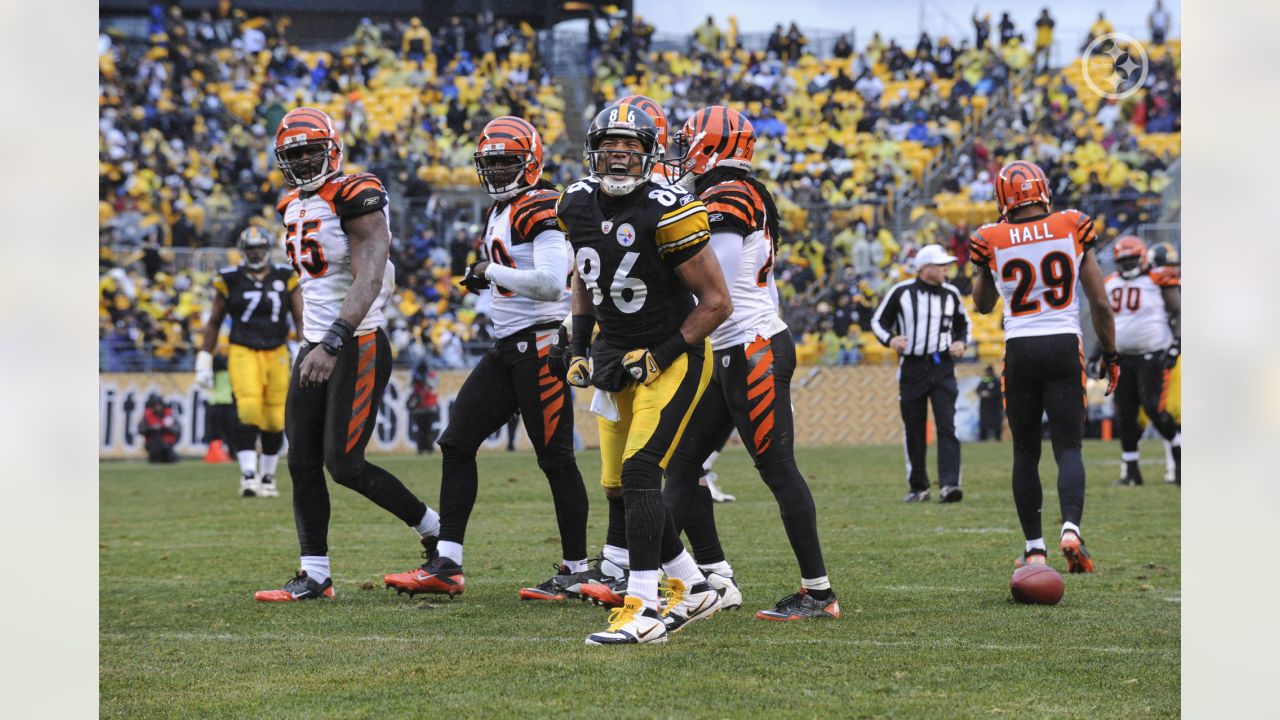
left=232, top=423, right=259, bottom=453
left=620, top=456, right=663, bottom=492
left=260, top=431, right=284, bottom=455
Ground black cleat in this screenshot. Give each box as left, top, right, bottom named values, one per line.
left=755, top=588, right=841, bottom=621
left=903, top=489, right=931, bottom=502
left=255, top=571, right=335, bottom=602
left=520, top=564, right=586, bottom=601
left=939, top=486, right=964, bottom=503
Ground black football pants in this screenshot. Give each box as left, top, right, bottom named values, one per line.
left=436, top=324, right=588, bottom=563
left=286, top=329, right=429, bottom=557
left=1003, top=334, right=1087, bottom=541
left=665, top=329, right=828, bottom=580
left=1115, top=352, right=1180, bottom=453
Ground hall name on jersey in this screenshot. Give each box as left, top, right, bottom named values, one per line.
left=1008, top=222, right=1055, bottom=244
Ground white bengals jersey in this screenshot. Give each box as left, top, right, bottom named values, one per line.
left=701, top=178, right=787, bottom=350
left=968, top=209, right=1098, bottom=340
left=1106, top=267, right=1179, bottom=354
left=484, top=188, right=571, bottom=339
left=276, top=172, right=394, bottom=343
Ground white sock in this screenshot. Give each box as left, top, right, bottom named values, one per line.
left=602, top=544, right=630, bottom=570
left=237, top=450, right=258, bottom=477
left=414, top=507, right=440, bottom=539
left=699, top=561, right=734, bottom=578
left=562, top=558, right=588, bottom=574
left=438, top=540, right=463, bottom=565
left=260, top=453, right=280, bottom=478
left=702, top=450, right=720, bottom=474
left=599, top=556, right=627, bottom=579
left=1026, top=538, right=1047, bottom=553
left=1171, top=432, right=1182, bottom=447
left=300, top=555, right=330, bottom=583
left=661, top=550, right=705, bottom=587
left=1121, top=451, right=1141, bottom=462
left=1061, top=522, right=1081, bottom=539
left=801, top=575, right=832, bottom=592
left=628, top=569, right=660, bottom=610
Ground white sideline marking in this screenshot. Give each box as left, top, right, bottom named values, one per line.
left=101, top=632, right=1171, bottom=655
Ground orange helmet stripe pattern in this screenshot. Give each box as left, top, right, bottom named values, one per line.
left=995, top=160, right=1051, bottom=217
left=474, top=115, right=544, bottom=198
left=678, top=105, right=756, bottom=176
left=616, top=95, right=668, bottom=146
left=1113, top=235, right=1147, bottom=260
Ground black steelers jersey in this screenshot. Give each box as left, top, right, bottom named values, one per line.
left=557, top=177, right=711, bottom=349
left=213, top=263, right=298, bottom=350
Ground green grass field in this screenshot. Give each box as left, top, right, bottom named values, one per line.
left=101, top=441, right=1179, bottom=718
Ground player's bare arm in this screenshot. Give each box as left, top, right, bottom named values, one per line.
left=290, top=284, right=304, bottom=339
left=674, top=247, right=733, bottom=345
left=199, top=291, right=228, bottom=355
left=972, top=265, right=998, bottom=315
left=298, top=210, right=389, bottom=386
left=565, top=268, right=594, bottom=387
left=1162, top=285, right=1180, bottom=341
left=1079, top=249, right=1115, bottom=354
left=195, top=291, right=228, bottom=388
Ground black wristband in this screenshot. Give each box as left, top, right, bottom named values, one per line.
left=1166, top=340, right=1180, bottom=356
left=1103, top=351, right=1119, bottom=364
left=651, top=332, right=695, bottom=370
left=321, top=318, right=356, bottom=356
left=571, top=315, right=595, bottom=357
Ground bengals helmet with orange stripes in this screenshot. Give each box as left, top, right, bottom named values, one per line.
left=274, top=107, right=343, bottom=191
left=1113, top=235, right=1148, bottom=279
left=614, top=95, right=669, bottom=149
left=670, top=105, right=756, bottom=185
left=473, top=116, right=544, bottom=201
left=585, top=101, right=661, bottom=196
left=994, top=160, right=1051, bottom=219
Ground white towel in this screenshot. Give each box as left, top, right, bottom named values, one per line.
left=590, top=388, right=620, bottom=422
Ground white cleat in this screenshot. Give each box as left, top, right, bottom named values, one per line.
left=660, top=578, right=722, bottom=634
left=705, top=472, right=736, bottom=503
left=703, top=571, right=742, bottom=610
left=585, top=596, right=668, bottom=645
left=258, top=474, right=280, bottom=498
left=239, top=473, right=260, bottom=498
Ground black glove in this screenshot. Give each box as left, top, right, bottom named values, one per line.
left=1098, top=351, right=1121, bottom=396
left=1162, top=340, right=1180, bottom=370
left=458, top=261, right=491, bottom=294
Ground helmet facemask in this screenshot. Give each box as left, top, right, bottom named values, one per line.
left=239, top=230, right=273, bottom=271
left=277, top=139, right=341, bottom=191
left=587, top=133, right=656, bottom=196
left=1116, top=254, right=1144, bottom=279
left=474, top=149, right=534, bottom=201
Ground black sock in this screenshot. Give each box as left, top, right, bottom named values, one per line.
left=438, top=443, right=478, bottom=544
left=605, top=493, right=628, bottom=550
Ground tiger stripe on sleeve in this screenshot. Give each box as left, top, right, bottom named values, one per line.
left=654, top=199, right=710, bottom=259
left=332, top=173, right=388, bottom=218
left=511, top=189, right=561, bottom=243
left=702, top=181, right=759, bottom=235
left=1069, top=210, right=1097, bottom=253
left=968, top=228, right=994, bottom=271
left=275, top=189, right=299, bottom=219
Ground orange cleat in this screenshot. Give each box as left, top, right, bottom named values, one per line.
left=384, top=555, right=465, bottom=597
left=1060, top=531, right=1095, bottom=573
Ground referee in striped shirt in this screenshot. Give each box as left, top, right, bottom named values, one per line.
left=871, top=245, right=972, bottom=503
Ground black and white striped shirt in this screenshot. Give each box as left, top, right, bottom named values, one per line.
left=870, top=279, right=973, bottom=357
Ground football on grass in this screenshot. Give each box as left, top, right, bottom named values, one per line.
left=1010, top=564, right=1064, bottom=605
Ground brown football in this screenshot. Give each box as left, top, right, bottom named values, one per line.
left=1010, top=564, right=1064, bottom=605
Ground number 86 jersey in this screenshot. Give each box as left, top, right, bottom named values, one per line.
left=968, top=209, right=1098, bottom=340
left=276, top=172, right=395, bottom=343
left=556, top=177, right=711, bottom=349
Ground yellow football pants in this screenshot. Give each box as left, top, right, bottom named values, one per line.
left=228, top=344, right=291, bottom=432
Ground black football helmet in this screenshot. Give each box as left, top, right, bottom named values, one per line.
left=238, top=226, right=274, bottom=271
left=1147, top=241, right=1180, bottom=269
left=584, top=102, right=660, bottom=196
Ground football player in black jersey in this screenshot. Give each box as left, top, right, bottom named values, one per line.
left=559, top=103, right=733, bottom=645
left=197, top=226, right=302, bottom=498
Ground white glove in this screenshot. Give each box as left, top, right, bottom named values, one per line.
left=195, top=350, right=215, bottom=390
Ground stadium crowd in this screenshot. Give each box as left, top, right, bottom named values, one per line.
left=99, top=6, right=1179, bottom=372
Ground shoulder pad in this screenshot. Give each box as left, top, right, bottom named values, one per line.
left=329, top=172, right=388, bottom=218
left=511, top=189, right=561, bottom=243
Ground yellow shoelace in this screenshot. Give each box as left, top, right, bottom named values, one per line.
left=659, top=578, right=687, bottom=618
left=606, top=598, right=643, bottom=631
